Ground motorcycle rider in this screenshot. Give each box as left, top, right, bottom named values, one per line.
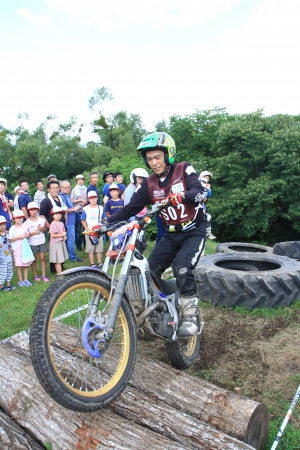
left=105, top=132, right=207, bottom=337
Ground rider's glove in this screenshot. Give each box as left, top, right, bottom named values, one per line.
left=169, top=192, right=184, bottom=207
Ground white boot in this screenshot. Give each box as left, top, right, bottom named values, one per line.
left=206, top=226, right=216, bottom=240
left=177, top=295, right=199, bottom=337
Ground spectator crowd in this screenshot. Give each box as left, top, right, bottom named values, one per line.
left=0, top=164, right=215, bottom=292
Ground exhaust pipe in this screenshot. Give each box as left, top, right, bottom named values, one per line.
left=135, top=301, right=165, bottom=328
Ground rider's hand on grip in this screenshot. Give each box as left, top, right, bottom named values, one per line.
left=169, top=192, right=184, bottom=207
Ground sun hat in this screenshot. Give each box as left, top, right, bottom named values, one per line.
left=14, top=185, right=21, bottom=193
left=0, top=178, right=7, bottom=186
left=50, top=206, right=63, bottom=215
left=12, top=210, right=25, bottom=219
left=27, top=201, right=39, bottom=210
left=87, top=190, right=98, bottom=198
left=108, top=183, right=120, bottom=191
left=47, top=174, right=57, bottom=181
left=76, top=174, right=85, bottom=180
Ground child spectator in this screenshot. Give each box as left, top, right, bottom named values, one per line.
left=104, top=184, right=124, bottom=218
left=24, top=202, right=49, bottom=283
left=33, top=179, right=46, bottom=208
left=0, top=215, right=15, bottom=291
left=81, top=191, right=104, bottom=268
left=8, top=210, right=33, bottom=287
left=49, top=206, right=68, bottom=275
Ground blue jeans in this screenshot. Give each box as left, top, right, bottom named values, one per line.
left=75, top=212, right=83, bottom=250
left=66, top=224, right=78, bottom=261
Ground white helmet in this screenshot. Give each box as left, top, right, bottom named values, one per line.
left=130, top=168, right=149, bottom=185
left=200, top=171, right=212, bottom=178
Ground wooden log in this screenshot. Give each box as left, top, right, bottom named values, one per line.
left=0, top=334, right=256, bottom=450
left=131, top=355, right=268, bottom=450
left=0, top=409, right=43, bottom=449
left=0, top=341, right=185, bottom=450
left=25, top=322, right=268, bottom=448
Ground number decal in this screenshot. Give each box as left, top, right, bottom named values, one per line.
left=178, top=204, right=188, bottom=219
left=160, top=205, right=188, bottom=222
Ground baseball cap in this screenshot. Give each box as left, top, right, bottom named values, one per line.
left=12, top=210, right=25, bottom=219
left=47, top=174, right=57, bottom=181
left=0, top=215, right=7, bottom=224
left=27, top=201, right=39, bottom=210
left=76, top=174, right=85, bottom=180
left=14, top=185, right=21, bottom=193
left=87, top=190, right=98, bottom=198
left=103, top=170, right=113, bottom=182
left=109, top=183, right=120, bottom=191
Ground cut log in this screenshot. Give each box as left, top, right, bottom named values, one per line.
left=0, top=334, right=257, bottom=450
left=131, top=355, right=269, bottom=450
left=29, top=322, right=268, bottom=448
left=0, top=409, right=43, bottom=449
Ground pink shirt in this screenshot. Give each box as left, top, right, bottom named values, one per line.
left=49, top=220, right=65, bottom=246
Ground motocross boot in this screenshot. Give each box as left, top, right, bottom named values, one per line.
left=206, top=226, right=216, bottom=240
left=177, top=295, right=199, bottom=337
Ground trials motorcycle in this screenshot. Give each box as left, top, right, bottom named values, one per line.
left=30, top=201, right=203, bottom=412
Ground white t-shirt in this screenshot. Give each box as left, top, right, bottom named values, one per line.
left=81, top=205, right=103, bottom=228
left=24, top=217, right=46, bottom=246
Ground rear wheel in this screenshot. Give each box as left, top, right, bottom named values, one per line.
left=30, top=271, right=136, bottom=412
left=165, top=316, right=201, bottom=369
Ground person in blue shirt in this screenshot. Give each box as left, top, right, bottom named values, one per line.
left=104, top=184, right=124, bottom=217
left=103, top=171, right=126, bottom=203
left=18, top=180, right=32, bottom=221
left=87, top=172, right=101, bottom=205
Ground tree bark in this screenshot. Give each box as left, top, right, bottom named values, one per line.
left=0, top=409, right=44, bottom=449
left=0, top=333, right=258, bottom=450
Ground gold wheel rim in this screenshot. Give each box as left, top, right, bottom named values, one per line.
left=47, top=282, right=131, bottom=397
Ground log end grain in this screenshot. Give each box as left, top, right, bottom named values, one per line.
left=244, top=403, right=269, bottom=450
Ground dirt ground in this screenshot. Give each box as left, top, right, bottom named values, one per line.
left=137, top=302, right=300, bottom=429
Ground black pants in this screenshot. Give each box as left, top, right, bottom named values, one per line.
left=148, top=223, right=206, bottom=297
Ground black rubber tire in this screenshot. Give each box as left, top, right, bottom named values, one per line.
left=215, top=242, right=273, bottom=254
left=273, top=241, right=300, bottom=260
left=30, top=271, right=136, bottom=412
left=194, top=253, right=300, bottom=310
left=165, top=316, right=201, bottom=369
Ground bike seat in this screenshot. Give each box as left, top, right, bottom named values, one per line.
left=151, top=271, right=178, bottom=295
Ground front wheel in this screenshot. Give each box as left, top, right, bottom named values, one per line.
left=30, top=271, right=136, bottom=412
left=165, top=317, right=201, bottom=369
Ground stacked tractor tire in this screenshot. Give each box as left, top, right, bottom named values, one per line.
left=195, top=241, right=300, bottom=310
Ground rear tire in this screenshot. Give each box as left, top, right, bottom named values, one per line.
left=165, top=316, right=201, bottom=369
left=30, top=271, right=136, bottom=412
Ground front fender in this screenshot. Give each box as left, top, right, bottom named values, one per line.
left=58, top=266, right=137, bottom=320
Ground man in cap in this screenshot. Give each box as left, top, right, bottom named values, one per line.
left=71, top=174, right=87, bottom=251
left=102, top=171, right=113, bottom=204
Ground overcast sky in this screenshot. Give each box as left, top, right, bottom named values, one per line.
left=1, top=0, right=299, bottom=142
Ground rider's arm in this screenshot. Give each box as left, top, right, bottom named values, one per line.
left=106, top=181, right=151, bottom=224
left=183, top=163, right=208, bottom=204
